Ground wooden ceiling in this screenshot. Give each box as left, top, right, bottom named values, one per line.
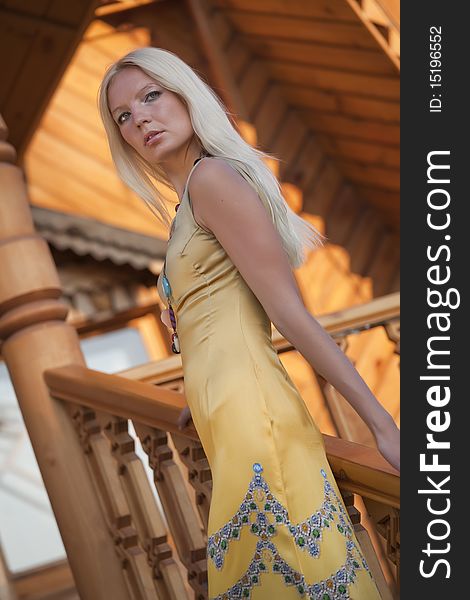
left=212, top=0, right=400, bottom=228
left=0, top=0, right=99, bottom=156
left=0, top=0, right=400, bottom=236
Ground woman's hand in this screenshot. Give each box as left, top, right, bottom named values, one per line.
left=374, top=419, right=400, bottom=473
left=177, top=405, right=192, bottom=430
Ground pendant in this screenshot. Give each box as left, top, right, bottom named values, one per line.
left=168, top=306, right=177, bottom=329
left=160, top=308, right=172, bottom=329
left=162, top=275, right=172, bottom=299
left=171, top=332, right=180, bottom=354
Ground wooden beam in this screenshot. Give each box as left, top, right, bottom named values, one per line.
left=270, top=61, right=399, bottom=101
left=185, top=0, right=248, bottom=120
left=242, top=35, right=396, bottom=76
left=345, top=0, right=400, bottom=71
left=212, top=0, right=358, bottom=22
left=302, top=111, right=400, bottom=145
left=315, top=135, right=400, bottom=169
left=283, top=86, right=400, bottom=123
left=225, top=10, right=379, bottom=49
left=0, top=0, right=100, bottom=158
left=338, top=160, right=400, bottom=192
left=95, top=0, right=157, bottom=17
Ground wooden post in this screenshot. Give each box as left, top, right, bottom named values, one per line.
left=0, top=115, right=131, bottom=599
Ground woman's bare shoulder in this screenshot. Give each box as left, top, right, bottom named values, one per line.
left=189, top=157, right=260, bottom=236
left=191, top=155, right=244, bottom=188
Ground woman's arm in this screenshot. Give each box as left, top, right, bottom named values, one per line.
left=187, top=158, right=400, bottom=471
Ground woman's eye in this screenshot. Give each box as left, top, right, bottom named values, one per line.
left=117, top=112, right=130, bottom=125
left=145, top=90, right=160, bottom=101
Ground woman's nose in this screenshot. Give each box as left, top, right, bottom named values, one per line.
left=135, top=113, right=150, bottom=127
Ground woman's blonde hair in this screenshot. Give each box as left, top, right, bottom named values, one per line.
left=98, top=47, right=325, bottom=267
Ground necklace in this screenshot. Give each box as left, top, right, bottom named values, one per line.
left=161, top=203, right=180, bottom=353
left=160, top=155, right=206, bottom=354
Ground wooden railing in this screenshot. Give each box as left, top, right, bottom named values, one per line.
left=43, top=363, right=399, bottom=597
left=42, top=356, right=399, bottom=599
left=0, top=114, right=399, bottom=599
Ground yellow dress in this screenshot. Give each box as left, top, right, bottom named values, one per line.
left=157, top=158, right=382, bottom=600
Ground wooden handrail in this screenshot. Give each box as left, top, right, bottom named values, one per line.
left=44, top=364, right=200, bottom=440
left=324, top=435, right=399, bottom=508
left=44, top=364, right=399, bottom=507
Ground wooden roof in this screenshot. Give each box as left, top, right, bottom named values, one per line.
left=209, top=0, right=400, bottom=228
left=0, top=0, right=399, bottom=237
left=0, top=0, right=99, bottom=156
left=32, top=205, right=166, bottom=272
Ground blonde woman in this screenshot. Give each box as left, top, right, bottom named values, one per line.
left=98, top=47, right=399, bottom=599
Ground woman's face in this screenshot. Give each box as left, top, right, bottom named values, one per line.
left=107, top=66, right=195, bottom=165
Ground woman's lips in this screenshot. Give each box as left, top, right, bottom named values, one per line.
left=145, top=131, right=165, bottom=146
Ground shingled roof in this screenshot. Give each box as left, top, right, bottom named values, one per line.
left=32, top=206, right=166, bottom=274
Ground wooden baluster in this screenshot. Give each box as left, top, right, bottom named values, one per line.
left=170, top=433, right=213, bottom=529
left=134, top=424, right=208, bottom=600
left=364, top=498, right=401, bottom=587
left=0, top=115, right=130, bottom=599
left=73, top=406, right=186, bottom=600
left=341, top=490, right=394, bottom=600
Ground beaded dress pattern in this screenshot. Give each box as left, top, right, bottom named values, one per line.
left=157, top=158, right=382, bottom=599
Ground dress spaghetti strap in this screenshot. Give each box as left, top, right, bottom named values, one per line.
left=181, top=154, right=210, bottom=201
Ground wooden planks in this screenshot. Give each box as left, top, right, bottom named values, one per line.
left=316, top=135, right=400, bottom=169
left=252, top=83, right=287, bottom=149
left=226, top=35, right=251, bottom=80
left=337, top=160, right=399, bottom=192
left=302, top=159, right=343, bottom=219
left=302, top=111, right=399, bottom=145
left=211, top=0, right=358, bottom=22
left=345, top=208, right=386, bottom=274
left=0, top=0, right=99, bottom=156
left=216, top=0, right=400, bottom=230
left=269, top=60, right=399, bottom=100
left=268, top=110, right=307, bottom=174
left=225, top=10, right=379, bottom=49
left=284, top=134, right=325, bottom=190
left=326, top=184, right=364, bottom=246
left=366, top=232, right=400, bottom=296
left=243, top=35, right=396, bottom=76
left=0, top=13, right=36, bottom=106
left=3, top=0, right=52, bottom=18
left=46, top=0, right=93, bottom=26
left=238, top=59, right=269, bottom=117
left=283, top=86, right=399, bottom=123
left=356, top=186, right=400, bottom=210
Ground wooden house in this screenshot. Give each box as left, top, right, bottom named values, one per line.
left=0, top=1, right=400, bottom=598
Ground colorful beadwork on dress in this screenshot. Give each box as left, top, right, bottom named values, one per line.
left=208, top=464, right=371, bottom=600
left=207, top=465, right=353, bottom=570
left=211, top=537, right=367, bottom=600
